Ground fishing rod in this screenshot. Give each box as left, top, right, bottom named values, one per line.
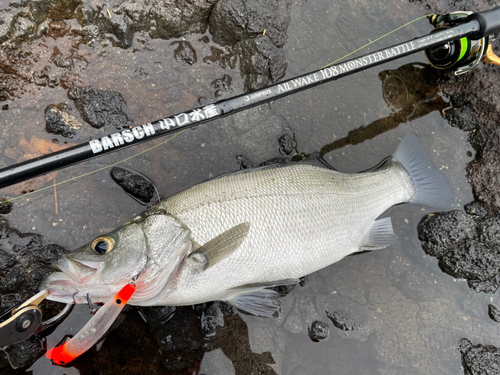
left=1, top=7, right=500, bottom=190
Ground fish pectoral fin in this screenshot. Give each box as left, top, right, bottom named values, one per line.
left=188, top=222, right=250, bottom=270
left=225, top=279, right=299, bottom=318
left=360, top=217, right=399, bottom=251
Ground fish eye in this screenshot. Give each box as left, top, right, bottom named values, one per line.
left=91, top=237, right=115, bottom=254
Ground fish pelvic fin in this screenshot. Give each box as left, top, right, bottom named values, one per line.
left=225, top=279, right=299, bottom=318
left=360, top=217, right=399, bottom=251
left=393, top=134, right=453, bottom=208
left=189, top=223, right=250, bottom=270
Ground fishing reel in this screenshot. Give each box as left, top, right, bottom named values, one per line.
left=425, top=11, right=500, bottom=75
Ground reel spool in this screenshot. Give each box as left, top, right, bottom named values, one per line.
left=425, top=11, right=494, bottom=75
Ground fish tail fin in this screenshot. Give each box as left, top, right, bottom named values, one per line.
left=392, top=134, right=453, bottom=208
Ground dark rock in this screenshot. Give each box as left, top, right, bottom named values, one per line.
left=299, top=275, right=308, bottom=287
left=459, top=338, right=500, bottom=375
left=46, top=20, right=69, bottom=39
left=236, top=155, right=254, bottom=169
left=32, top=244, right=67, bottom=265
left=272, top=283, right=296, bottom=297
left=279, top=132, right=298, bottom=157
left=1, top=104, right=8, bottom=110
left=211, top=74, right=233, bottom=97
left=199, top=35, right=210, bottom=43
left=0, top=219, right=69, bottom=370
left=259, top=157, right=286, bottom=166
left=443, top=105, right=479, bottom=132
left=418, top=210, right=500, bottom=293
left=199, top=301, right=225, bottom=339
left=465, top=201, right=489, bottom=217
left=0, top=267, right=25, bottom=293
left=488, top=304, right=500, bottom=323
left=326, top=311, right=356, bottom=331
left=325, top=310, right=372, bottom=341
left=209, top=0, right=292, bottom=48
left=1, top=336, right=45, bottom=369
left=45, top=103, right=82, bottom=138
left=209, top=0, right=291, bottom=91
left=68, top=87, right=135, bottom=130
left=0, top=198, right=12, bottom=214
left=171, top=41, right=197, bottom=66
left=0, top=293, right=22, bottom=312
left=236, top=35, right=288, bottom=91
left=308, top=320, right=329, bottom=342
left=0, top=249, right=15, bottom=269
left=110, top=167, right=156, bottom=204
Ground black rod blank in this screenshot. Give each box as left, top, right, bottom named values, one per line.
left=0, top=19, right=481, bottom=190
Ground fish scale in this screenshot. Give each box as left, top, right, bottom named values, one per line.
left=152, top=161, right=414, bottom=306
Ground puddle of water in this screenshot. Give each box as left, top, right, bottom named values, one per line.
left=0, top=0, right=493, bottom=374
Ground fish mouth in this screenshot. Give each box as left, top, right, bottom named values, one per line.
left=51, top=257, right=99, bottom=283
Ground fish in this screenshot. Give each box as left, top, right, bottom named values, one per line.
left=42, top=134, right=452, bottom=317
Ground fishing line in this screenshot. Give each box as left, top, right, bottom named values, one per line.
left=1, top=14, right=436, bottom=204
left=321, top=14, right=434, bottom=69
left=3, top=129, right=189, bottom=203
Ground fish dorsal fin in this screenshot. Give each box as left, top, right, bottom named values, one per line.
left=189, top=223, right=250, bottom=269
left=360, top=217, right=399, bottom=251
left=225, top=279, right=299, bottom=317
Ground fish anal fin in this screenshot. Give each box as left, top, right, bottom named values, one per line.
left=225, top=279, right=299, bottom=317
left=360, top=217, right=398, bottom=251
left=189, top=223, right=250, bottom=269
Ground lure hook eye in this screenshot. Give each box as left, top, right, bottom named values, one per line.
left=91, top=237, right=115, bottom=254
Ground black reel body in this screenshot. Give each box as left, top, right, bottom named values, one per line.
left=425, top=11, right=488, bottom=75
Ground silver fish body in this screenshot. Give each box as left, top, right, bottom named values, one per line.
left=43, top=134, right=452, bottom=316
left=151, top=160, right=412, bottom=306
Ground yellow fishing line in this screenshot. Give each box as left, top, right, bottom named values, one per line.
left=321, top=14, right=435, bottom=69
left=3, top=129, right=189, bottom=203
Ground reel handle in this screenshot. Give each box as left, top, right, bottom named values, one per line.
left=466, top=6, right=500, bottom=39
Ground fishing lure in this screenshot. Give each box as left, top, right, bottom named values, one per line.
left=46, top=282, right=136, bottom=365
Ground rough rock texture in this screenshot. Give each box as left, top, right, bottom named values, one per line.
left=209, top=0, right=292, bottom=91
left=110, top=167, right=156, bottom=205
left=459, top=338, right=500, bottom=375
left=410, top=0, right=500, bottom=217
left=488, top=304, right=500, bottom=323
left=45, top=103, right=82, bottom=138
left=172, top=41, right=198, bottom=66
left=0, top=219, right=68, bottom=370
left=68, top=87, right=135, bottom=129
left=418, top=210, right=500, bottom=293
left=211, top=73, right=233, bottom=97
left=0, top=0, right=216, bottom=103
left=308, top=320, right=329, bottom=342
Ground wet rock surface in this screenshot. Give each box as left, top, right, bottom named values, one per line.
left=172, top=41, right=198, bottom=66
left=45, top=103, right=82, bottom=138
left=307, top=320, right=329, bottom=342
left=110, top=167, right=156, bottom=205
left=0, top=219, right=68, bottom=370
left=488, top=304, right=500, bottom=323
left=418, top=210, right=500, bottom=293
left=209, top=0, right=291, bottom=90
left=1, top=0, right=500, bottom=374
left=459, top=338, right=500, bottom=375
left=68, top=87, right=135, bottom=130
